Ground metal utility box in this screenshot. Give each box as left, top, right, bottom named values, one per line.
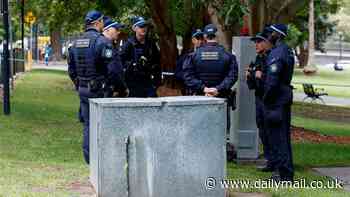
left=90, top=96, right=227, bottom=197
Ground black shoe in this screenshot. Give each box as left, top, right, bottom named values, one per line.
left=280, top=176, right=294, bottom=182
left=271, top=170, right=281, bottom=181
left=257, top=164, right=274, bottom=172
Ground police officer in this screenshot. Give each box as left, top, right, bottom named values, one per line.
left=175, top=29, right=204, bottom=95
left=103, top=17, right=129, bottom=97
left=263, top=24, right=295, bottom=181
left=246, top=32, right=273, bottom=172
left=103, top=16, right=125, bottom=44
left=120, top=16, right=161, bottom=97
left=183, top=24, right=238, bottom=98
left=68, top=10, right=125, bottom=164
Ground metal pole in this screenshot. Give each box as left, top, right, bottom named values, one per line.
left=340, top=33, right=343, bottom=60
left=2, top=0, right=11, bottom=115
left=21, top=0, right=24, bottom=59
left=36, top=24, right=39, bottom=62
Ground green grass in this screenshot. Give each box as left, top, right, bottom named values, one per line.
left=227, top=112, right=350, bottom=196
left=292, top=67, right=350, bottom=98
left=0, top=70, right=87, bottom=196
left=292, top=116, right=350, bottom=137
left=1, top=69, right=350, bottom=196
left=228, top=163, right=349, bottom=197
left=228, top=141, right=350, bottom=196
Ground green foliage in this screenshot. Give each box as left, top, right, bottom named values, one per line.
left=202, top=0, right=249, bottom=28
left=290, top=0, right=342, bottom=51
left=285, top=24, right=304, bottom=49
left=216, top=0, right=249, bottom=27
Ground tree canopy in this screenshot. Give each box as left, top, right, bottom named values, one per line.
left=5, top=0, right=343, bottom=70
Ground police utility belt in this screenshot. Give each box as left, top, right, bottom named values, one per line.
left=78, top=77, right=106, bottom=93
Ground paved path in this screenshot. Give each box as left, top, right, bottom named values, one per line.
left=294, top=92, right=350, bottom=107
left=313, top=167, right=350, bottom=192
left=32, top=61, right=350, bottom=107
left=32, top=61, right=68, bottom=71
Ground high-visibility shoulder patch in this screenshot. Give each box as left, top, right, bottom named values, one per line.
left=75, top=39, right=90, bottom=48
left=201, top=51, right=219, bottom=60
left=270, top=64, right=277, bottom=73
left=104, top=48, right=113, bottom=58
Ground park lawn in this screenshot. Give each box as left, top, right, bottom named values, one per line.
left=0, top=70, right=88, bottom=196
left=292, top=116, right=350, bottom=137
left=292, top=66, right=350, bottom=99
left=228, top=141, right=350, bottom=197
left=228, top=114, right=350, bottom=197
left=0, top=69, right=350, bottom=196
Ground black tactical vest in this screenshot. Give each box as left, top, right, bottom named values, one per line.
left=193, top=44, right=228, bottom=88
left=74, top=31, right=101, bottom=81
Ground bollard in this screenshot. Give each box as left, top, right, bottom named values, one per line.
left=230, top=37, right=259, bottom=160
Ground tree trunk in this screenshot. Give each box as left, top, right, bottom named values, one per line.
left=297, top=43, right=309, bottom=68
left=248, top=0, right=306, bottom=35
left=181, top=0, right=194, bottom=55
left=249, top=0, right=268, bottom=35
left=50, top=29, right=62, bottom=61
left=145, top=0, right=177, bottom=71
left=145, top=0, right=181, bottom=96
left=207, top=3, right=233, bottom=51
left=307, top=0, right=315, bottom=66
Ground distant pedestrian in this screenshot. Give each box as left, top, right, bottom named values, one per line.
left=44, top=43, right=52, bottom=66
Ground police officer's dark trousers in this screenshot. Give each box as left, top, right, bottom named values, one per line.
left=78, top=86, right=103, bottom=164
left=256, top=97, right=271, bottom=164
left=265, top=101, right=294, bottom=180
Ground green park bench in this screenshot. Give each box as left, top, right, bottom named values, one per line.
left=302, top=83, right=328, bottom=104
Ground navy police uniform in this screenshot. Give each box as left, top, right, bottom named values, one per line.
left=247, top=33, right=272, bottom=168
left=183, top=24, right=238, bottom=97
left=183, top=24, right=238, bottom=133
left=264, top=24, right=294, bottom=181
left=103, top=17, right=128, bottom=97
left=68, top=10, right=124, bottom=164
left=175, top=29, right=204, bottom=95
left=183, top=43, right=238, bottom=96
left=120, top=16, right=161, bottom=97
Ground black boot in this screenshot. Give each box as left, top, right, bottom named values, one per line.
left=257, top=164, right=274, bottom=172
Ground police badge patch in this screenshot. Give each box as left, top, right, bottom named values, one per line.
left=104, top=48, right=113, bottom=58
left=270, top=64, right=277, bottom=73
left=201, top=52, right=219, bottom=60
left=75, top=39, right=90, bottom=48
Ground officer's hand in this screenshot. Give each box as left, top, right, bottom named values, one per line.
left=204, top=87, right=214, bottom=97
left=255, top=71, right=263, bottom=79
left=204, top=87, right=210, bottom=94
left=73, top=79, right=79, bottom=90
left=204, top=87, right=219, bottom=97
left=117, top=88, right=130, bottom=97
left=125, top=89, right=130, bottom=97
left=209, top=88, right=219, bottom=97
left=245, top=71, right=251, bottom=80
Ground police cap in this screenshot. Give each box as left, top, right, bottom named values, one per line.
left=267, top=24, right=288, bottom=37
left=103, top=16, right=125, bottom=31
left=132, top=16, right=148, bottom=28
left=203, top=24, right=217, bottom=36
left=85, top=10, right=104, bottom=25
left=250, top=32, right=269, bottom=43
left=192, top=29, right=204, bottom=39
